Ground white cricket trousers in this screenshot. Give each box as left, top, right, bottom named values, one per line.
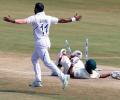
left=31, top=45, right=65, bottom=82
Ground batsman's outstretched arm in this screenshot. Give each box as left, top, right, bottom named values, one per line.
left=58, top=13, right=82, bottom=23
left=3, top=16, right=27, bottom=24
left=100, top=73, right=111, bottom=78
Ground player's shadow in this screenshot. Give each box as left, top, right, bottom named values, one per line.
left=0, top=89, right=60, bottom=96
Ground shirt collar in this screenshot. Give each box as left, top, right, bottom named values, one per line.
left=36, top=12, right=45, bottom=15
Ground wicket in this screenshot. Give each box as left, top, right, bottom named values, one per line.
left=64, top=40, right=72, bottom=55
left=84, top=38, right=88, bottom=62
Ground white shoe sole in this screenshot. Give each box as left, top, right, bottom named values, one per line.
left=29, top=84, right=43, bottom=87
left=29, top=81, right=43, bottom=87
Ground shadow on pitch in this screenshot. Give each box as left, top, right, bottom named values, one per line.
left=0, top=89, right=60, bottom=96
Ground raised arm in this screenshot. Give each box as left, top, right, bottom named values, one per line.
left=3, top=16, right=27, bottom=24
left=58, top=14, right=82, bottom=23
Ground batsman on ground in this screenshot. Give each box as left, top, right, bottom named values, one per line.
left=3, top=2, right=82, bottom=89
left=53, top=48, right=120, bottom=80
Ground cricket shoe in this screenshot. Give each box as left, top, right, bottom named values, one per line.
left=29, top=81, right=43, bottom=87
left=111, top=71, right=120, bottom=80
left=62, top=75, right=70, bottom=89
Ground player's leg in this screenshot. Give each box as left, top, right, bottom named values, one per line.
left=31, top=50, right=42, bottom=87
left=51, top=48, right=69, bottom=76
left=37, top=48, right=70, bottom=89
left=39, top=48, right=65, bottom=79
left=61, top=56, right=71, bottom=74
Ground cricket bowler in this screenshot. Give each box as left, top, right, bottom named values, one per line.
left=3, top=2, right=82, bottom=89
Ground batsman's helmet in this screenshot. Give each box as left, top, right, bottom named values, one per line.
left=34, top=2, right=44, bottom=14
left=85, top=59, right=96, bottom=74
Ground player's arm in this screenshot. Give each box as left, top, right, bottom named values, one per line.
left=58, top=13, right=82, bottom=23
left=3, top=16, right=27, bottom=24
left=100, top=73, right=111, bottom=78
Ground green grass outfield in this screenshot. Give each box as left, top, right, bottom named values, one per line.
left=1, top=0, right=120, bottom=65
left=1, top=0, right=120, bottom=100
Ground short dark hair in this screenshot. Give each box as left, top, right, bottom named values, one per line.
left=34, top=2, right=44, bottom=14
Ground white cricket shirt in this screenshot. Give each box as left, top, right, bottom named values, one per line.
left=74, top=68, right=100, bottom=79
left=26, top=12, right=58, bottom=48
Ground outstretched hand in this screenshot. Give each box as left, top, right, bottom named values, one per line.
left=3, top=16, right=11, bottom=22
left=3, top=16, right=15, bottom=23
left=74, top=13, right=82, bottom=21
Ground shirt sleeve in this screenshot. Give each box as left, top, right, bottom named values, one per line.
left=90, top=70, right=100, bottom=78
left=26, top=15, right=36, bottom=24
left=50, top=16, right=59, bottom=24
